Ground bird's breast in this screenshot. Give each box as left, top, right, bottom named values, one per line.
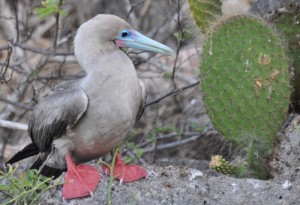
left=69, top=66, right=142, bottom=162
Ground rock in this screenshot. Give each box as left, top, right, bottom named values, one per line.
left=39, top=165, right=300, bottom=205
left=250, top=0, right=300, bottom=20
left=38, top=116, right=300, bottom=204
left=270, top=115, right=300, bottom=178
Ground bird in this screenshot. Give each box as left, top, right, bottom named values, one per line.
left=6, top=14, right=175, bottom=200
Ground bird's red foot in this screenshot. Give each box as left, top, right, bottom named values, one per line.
left=62, top=154, right=101, bottom=200
left=102, top=153, right=147, bottom=183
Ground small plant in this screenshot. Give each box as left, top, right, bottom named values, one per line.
left=190, top=123, right=209, bottom=132
left=99, top=130, right=144, bottom=205
left=99, top=147, right=120, bottom=205
left=155, top=125, right=178, bottom=133
left=209, top=155, right=238, bottom=175
left=162, top=72, right=172, bottom=79
left=0, top=164, right=63, bottom=205
left=124, top=142, right=144, bottom=164
left=146, top=133, right=157, bottom=144
left=34, top=0, right=66, bottom=19
left=174, top=29, right=192, bottom=41
left=155, top=125, right=183, bottom=136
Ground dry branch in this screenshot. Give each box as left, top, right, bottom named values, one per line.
left=146, top=80, right=200, bottom=106
left=0, top=119, right=28, bottom=131
left=143, top=131, right=219, bottom=154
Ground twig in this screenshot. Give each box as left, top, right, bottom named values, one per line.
left=107, top=147, right=119, bottom=205
left=0, top=43, right=74, bottom=56
left=0, top=44, right=13, bottom=83
left=53, top=0, right=63, bottom=49
left=148, top=59, right=197, bottom=84
left=149, top=139, right=158, bottom=164
left=171, top=0, right=184, bottom=88
left=11, top=0, right=19, bottom=42
left=126, top=0, right=145, bottom=20
left=30, top=74, right=84, bottom=81
left=0, top=119, right=28, bottom=131
left=126, top=149, right=147, bottom=165
left=15, top=43, right=74, bottom=56
left=0, top=96, right=33, bottom=111
left=138, top=131, right=201, bottom=149
left=143, top=131, right=219, bottom=154
left=146, top=81, right=200, bottom=106
left=176, top=53, right=198, bottom=68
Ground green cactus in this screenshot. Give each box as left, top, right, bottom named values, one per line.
left=188, top=0, right=222, bottom=33
left=270, top=7, right=300, bottom=112
left=200, top=16, right=290, bottom=179
left=209, top=155, right=238, bottom=175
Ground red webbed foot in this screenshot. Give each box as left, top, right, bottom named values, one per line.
left=62, top=154, right=101, bottom=200
left=102, top=152, right=147, bottom=183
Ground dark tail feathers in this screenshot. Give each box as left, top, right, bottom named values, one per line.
left=6, top=143, right=39, bottom=165
left=6, top=143, right=63, bottom=178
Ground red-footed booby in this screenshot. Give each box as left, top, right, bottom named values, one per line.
left=6, top=14, right=174, bottom=200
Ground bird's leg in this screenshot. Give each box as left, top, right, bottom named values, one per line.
left=102, top=152, right=147, bottom=183
left=62, top=154, right=101, bottom=200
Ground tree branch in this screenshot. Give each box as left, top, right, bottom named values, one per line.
left=146, top=81, right=200, bottom=106
left=0, top=96, right=33, bottom=111
left=0, top=43, right=74, bottom=56
left=171, top=0, right=184, bottom=88
left=0, top=119, right=28, bottom=131
left=143, top=131, right=219, bottom=154
left=53, top=0, right=64, bottom=49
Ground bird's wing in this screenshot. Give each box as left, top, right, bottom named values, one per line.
left=135, top=80, right=147, bottom=121
left=28, top=88, right=88, bottom=152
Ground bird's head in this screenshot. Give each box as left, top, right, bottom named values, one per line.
left=74, top=14, right=175, bottom=61
left=114, top=28, right=175, bottom=56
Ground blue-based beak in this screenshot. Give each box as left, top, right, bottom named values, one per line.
left=115, top=29, right=175, bottom=56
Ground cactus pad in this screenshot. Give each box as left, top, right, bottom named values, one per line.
left=201, top=16, right=290, bottom=161
left=188, top=0, right=222, bottom=33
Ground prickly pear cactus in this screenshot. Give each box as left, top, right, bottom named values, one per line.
left=200, top=16, right=290, bottom=178
left=209, top=155, right=238, bottom=175
left=188, top=0, right=222, bottom=33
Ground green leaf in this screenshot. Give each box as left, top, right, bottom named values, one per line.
left=155, top=125, right=178, bottom=133
left=124, top=156, right=134, bottom=164
left=0, top=164, right=58, bottom=204
left=174, top=29, right=192, bottom=41
left=190, top=123, right=208, bottom=132
left=34, top=0, right=66, bottom=19
left=135, top=149, right=144, bottom=158
left=0, top=184, right=11, bottom=191
left=162, top=72, right=172, bottom=79
left=146, top=133, right=157, bottom=144
left=129, top=142, right=137, bottom=149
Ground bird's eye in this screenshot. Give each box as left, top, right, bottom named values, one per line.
left=121, top=30, right=129, bottom=38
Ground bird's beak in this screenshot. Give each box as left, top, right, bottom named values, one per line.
left=115, top=30, right=175, bottom=56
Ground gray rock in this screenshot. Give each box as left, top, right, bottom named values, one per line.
left=250, top=0, right=300, bottom=19
left=37, top=116, right=300, bottom=205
